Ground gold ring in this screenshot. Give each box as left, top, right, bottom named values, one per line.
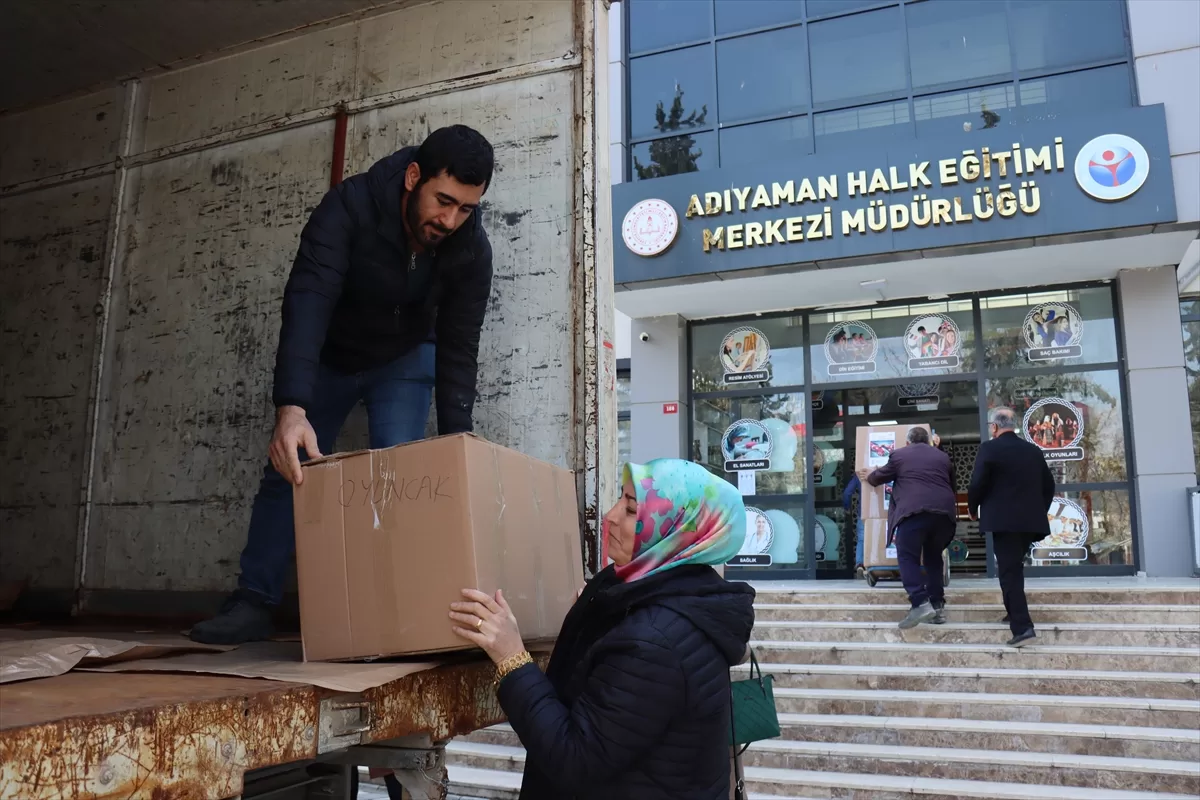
left=476, top=618, right=484, bottom=629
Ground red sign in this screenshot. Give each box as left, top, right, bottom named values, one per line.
left=662, top=403, right=679, bottom=415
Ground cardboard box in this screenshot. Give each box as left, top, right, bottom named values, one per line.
left=293, top=434, right=585, bottom=662
left=855, top=424, right=931, bottom=520
left=863, top=519, right=897, bottom=569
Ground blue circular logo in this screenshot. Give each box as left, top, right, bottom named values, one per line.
left=1087, top=146, right=1137, bottom=188
left=1075, top=134, right=1150, bottom=201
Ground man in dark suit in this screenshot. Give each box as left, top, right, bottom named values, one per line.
left=858, top=427, right=958, bottom=629
left=968, top=407, right=1056, bottom=647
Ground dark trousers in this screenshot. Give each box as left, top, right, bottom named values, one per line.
left=993, top=533, right=1035, bottom=636
left=893, top=512, right=955, bottom=608
left=238, top=343, right=434, bottom=604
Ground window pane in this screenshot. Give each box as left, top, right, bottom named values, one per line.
left=810, top=7, right=906, bottom=107
left=1181, top=298, right=1200, bottom=319
left=1017, top=65, right=1133, bottom=123
left=914, top=84, right=1017, bottom=138
left=632, top=131, right=717, bottom=179
left=720, top=116, right=811, bottom=168
left=629, top=0, right=713, bottom=54
left=1028, top=490, right=1134, bottom=568
left=985, top=369, right=1128, bottom=484
left=617, top=375, right=631, bottom=416
left=980, top=286, right=1118, bottom=370
left=907, top=0, right=1012, bottom=90
left=807, top=0, right=892, bottom=18
left=629, top=46, right=715, bottom=140
left=809, top=302, right=977, bottom=382
left=691, top=316, right=806, bottom=391
left=715, top=0, right=803, bottom=34
left=717, top=26, right=809, bottom=123
left=1012, top=0, right=1127, bottom=74
left=815, top=101, right=911, bottom=152
left=1184, top=319, right=1200, bottom=477
left=692, top=393, right=810, bottom=495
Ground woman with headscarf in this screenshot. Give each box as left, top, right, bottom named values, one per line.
left=448, top=459, right=756, bottom=800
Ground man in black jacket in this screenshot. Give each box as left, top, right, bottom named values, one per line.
left=190, top=126, right=495, bottom=644
left=968, top=406, right=1056, bottom=647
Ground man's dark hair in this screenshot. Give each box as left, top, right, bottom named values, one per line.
left=416, top=125, right=494, bottom=191
left=907, top=427, right=930, bottom=445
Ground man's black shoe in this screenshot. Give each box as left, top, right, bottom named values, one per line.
left=189, top=589, right=274, bottom=644
left=1006, top=629, right=1036, bottom=648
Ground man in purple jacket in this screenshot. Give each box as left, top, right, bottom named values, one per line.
left=858, top=427, right=957, bottom=629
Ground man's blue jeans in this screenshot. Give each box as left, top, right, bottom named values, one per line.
left=238, top=343, right=435, bottom=604
left=855, top=518, right=865, bottom=567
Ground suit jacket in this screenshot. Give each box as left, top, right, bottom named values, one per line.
left=866, top=442, right=957, bottom=535
left=967, top=432, right=1056, bottom=537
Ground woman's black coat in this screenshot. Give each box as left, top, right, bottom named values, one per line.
left=497, top=564, right=756, bottom=799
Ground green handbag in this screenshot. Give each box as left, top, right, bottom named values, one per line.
left=729, top=650, right=781, bottom=747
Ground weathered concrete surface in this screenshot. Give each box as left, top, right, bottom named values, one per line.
left=0, top=177, right=114, bottom=588
left=0, top=89, right=122, bottom=186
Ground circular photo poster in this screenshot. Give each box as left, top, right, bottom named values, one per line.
left=904, top=313, right=961, bottom=371
left=728, top=506, right=775, bottom=567
left=720, top=327, right=771, bottom=385
left=1023, top=302, right=1083, bottom=361
left=825, top=320, right=878, bottom=376
left=721, top=419, right=773, bottom=473
left=1032, top=497, right=1090, bottom=563
left=1022, top=398, right=1084, bottom=462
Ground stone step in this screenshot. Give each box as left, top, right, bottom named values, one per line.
left=741, top=739, right=1200, bottom=795
left=752, top=585, right=1200, bottom=607
left=751, top=620, right=1200, bottom=648
left=741, top=766, right=1200, bottom=799
left=445, top=741, right=1200, bottom=799
left=768, top=687, right=1200, bottom=728
left=754, top=602, right=1200, bottom=625
left=751, top=639, right=1200, bottom=672
left=461, top=714, right=1200, bottom=761
left=734, top=662, right=1200, bottom=700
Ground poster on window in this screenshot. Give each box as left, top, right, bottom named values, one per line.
left=1031, top=497, right=1090, bottom=563
left=728, top=507, right=773, bottom=567
left=904, top=313, right=961, bottom=370
left=720, top=327, right=771, bottom=385
left=1022, top=398, right=1084, bottom=462
left=721, top=419, right=773, bottom=473
left=866, top=431, right=896, bottom=468
left=825, top=320, right=877, bottom=376
left=1024, top=302, right=1084, bottom=361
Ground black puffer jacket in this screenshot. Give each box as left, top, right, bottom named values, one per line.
left=272, top=148, right=492, bottom=434
left=498, top=565, right=756, bottom=799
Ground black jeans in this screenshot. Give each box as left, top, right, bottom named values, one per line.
left=893, top=512, right=956, bottom=608
left=993, top=533, right=1035, bottom=636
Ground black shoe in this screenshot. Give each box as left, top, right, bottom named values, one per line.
left=1006, top=629, right=1036, bottom=647
left=189, top=589, right=274, bottom=644
left=1001, top=613, right=1010, bottom=623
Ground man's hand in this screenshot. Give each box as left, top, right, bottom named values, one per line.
left=856, top=467, right=871, bottom=483
left=270, top=406, right=321, bottom=485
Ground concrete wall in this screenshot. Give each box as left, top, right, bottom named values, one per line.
left=1118, top=266, right=1198, bottom=576
left=1128, top=0, right=1200, bottom=224
left=0, top=0, right=612, bottom=598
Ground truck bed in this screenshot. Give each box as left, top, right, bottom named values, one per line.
left=0, top=656, right=508, bottom=799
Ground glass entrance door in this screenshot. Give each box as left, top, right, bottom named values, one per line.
left=813, top=380, right=982, bottom=579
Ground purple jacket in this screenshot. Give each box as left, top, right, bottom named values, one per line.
left=866, top=442, right=957, bottom=534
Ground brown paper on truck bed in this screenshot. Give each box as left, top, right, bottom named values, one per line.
left=294, top=433, right=585, bottom=662
left=0, top=630, right=228, bottom=684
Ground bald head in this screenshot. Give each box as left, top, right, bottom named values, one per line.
left=990, top=406, right=1017, bottom=436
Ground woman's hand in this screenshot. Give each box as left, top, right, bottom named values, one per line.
left=449, top=588, right=525, bottom=665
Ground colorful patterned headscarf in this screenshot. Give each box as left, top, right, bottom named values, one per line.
left=614, top=459, right=746, bottom=583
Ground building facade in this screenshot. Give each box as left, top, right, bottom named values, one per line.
left=611, top=0, right=1200, bottom=579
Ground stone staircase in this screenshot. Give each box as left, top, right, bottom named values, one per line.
left=443, top=580, right=1200, bottom=799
